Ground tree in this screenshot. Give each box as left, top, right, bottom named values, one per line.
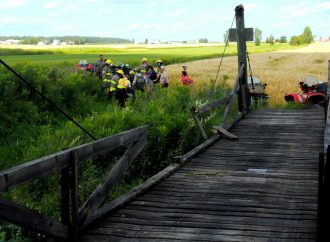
left=269, top=34, right=275, bottom=45
left=254, top=28, right=262, bottom=46
left=279, top=36, right=287, bottom=43
left=199, top=38, right=208, bottom=43
left=302, top=26, right=313, bottom=44
left=145, top=38, right=148, bottom=44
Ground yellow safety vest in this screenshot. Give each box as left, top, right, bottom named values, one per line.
left=117, top=78, right=130, bottom=89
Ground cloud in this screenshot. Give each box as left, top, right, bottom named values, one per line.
left=1, top=0, right=29, bottom=8
left=43, top=1, right=59, bottom=9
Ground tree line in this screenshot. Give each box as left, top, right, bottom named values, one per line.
left=223, top=26, right=314, bottom=46
left=0, top=36, right=134, bottom=45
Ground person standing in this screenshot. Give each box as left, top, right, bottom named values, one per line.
left=94, top=55, right=105, bottom=80
left=159, top=66, right=169, bottom=88
left=180, top=70, right=194, bottom=86
left=133, top=69, right=147, bottom=92
left=116, top=69, right=131, bottom=107
left=102, top=59, right=113, bottom=95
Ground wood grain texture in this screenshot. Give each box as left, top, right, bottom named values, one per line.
left=81, top=109, right=324, bottom=241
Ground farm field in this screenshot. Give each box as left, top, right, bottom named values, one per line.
left=1, top=42, right=300, bottom=65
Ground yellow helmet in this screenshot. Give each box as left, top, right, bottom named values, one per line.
left=142, top=58, right=148, bottom=63
left=156, top=59, right=162, bottom=63
left=117, top=69, right=124, bottom=75
left=105, top=59, right=112, bottom=65
left=129, top=70, right=135, bottom=75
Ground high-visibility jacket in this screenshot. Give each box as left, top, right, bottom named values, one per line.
left=117, top=78, right=130, bottom=89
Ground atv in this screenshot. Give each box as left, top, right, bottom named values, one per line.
left=75, top=60, right=94, bottom=72
left=248, top=76, right=269, bottom=106
left=284, top=75, right=327, bottom=105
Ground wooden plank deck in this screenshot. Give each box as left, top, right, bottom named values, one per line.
left=81, top=109, right=324, bottom=241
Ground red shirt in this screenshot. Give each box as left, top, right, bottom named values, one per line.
left=181, top=75, right=194, bottom=86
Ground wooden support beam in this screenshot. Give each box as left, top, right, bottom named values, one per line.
left=60, top=167, right=70, bottom=226
left=0, top=125, right=148, bottom=193
left=212, top=126, right=238, bottom=140
left=0, top=197, right=69, bottom=240
left=86, top=164, right=181, bottom=229
left=324, top=61, right=330, bottom=154
left=70, top=150, right=79, bottom=241
left=190, top=108, right=207, bottom=140
left=79, top=133, right=147, bottom=228
left=221, top=64, right=244, bottom=127
left=194, top=96, right=230, bottom=115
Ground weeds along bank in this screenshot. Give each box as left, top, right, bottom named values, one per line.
left=0, top=62, right=231, bottom=241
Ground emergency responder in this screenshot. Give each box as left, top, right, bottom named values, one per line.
left=136, top=58, right=149, bottom=72
left=94, top=55, right=105, bottom=80
left=133, top=69, right=147, bottom=92
left=128, top=70, right=135, bottom=84
left=159, top=66, right=169, bottom=88
left=116, top=69, right=131, bottom=107
left=154, top=59, right=163, bottom=83
left=102, top=59, right=113, bottom=95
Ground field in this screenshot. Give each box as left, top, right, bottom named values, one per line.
left=0, top=42, right=329, bottom=241
left=1, top=42, right=300, bottom=65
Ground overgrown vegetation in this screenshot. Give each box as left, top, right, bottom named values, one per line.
left=289, top=26, right=314, bottom=45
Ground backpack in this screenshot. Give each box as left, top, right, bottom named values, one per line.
left=135, top=74, right=146, bottom=90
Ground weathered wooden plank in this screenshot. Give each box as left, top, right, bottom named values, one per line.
left=87, top=164, right=180, bottom=229
left=0, top=125, right=148, bottom=192
left=0, top=197, right=69, bottom=239
left=79, top=133, right=147, bottom=227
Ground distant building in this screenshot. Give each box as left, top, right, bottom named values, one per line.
left=52, top=39, right=61, bottom=45
left=37, top=41, right=47, bottom=46
left=61, top=42, right=67, bottom=45
left=1, top=39, right=20, bottom=45
left=150, top=40, right=161, bottom=44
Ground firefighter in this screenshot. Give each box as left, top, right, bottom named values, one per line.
left=116, top=69, right=131, bottom=107
left=128, top=70, right=135, bottom=84
left=136, top=58, right=149, bottom=72
left=102, top=59, right=113, bottom=95
left=94, top=54, right=105, bottom=80
left=133, top=69, right=147, bottom=92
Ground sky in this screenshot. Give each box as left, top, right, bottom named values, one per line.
left=0, top=0, right=329, bottom=42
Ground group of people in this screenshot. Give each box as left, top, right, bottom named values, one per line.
left=93, top=54, right=194, bottom=106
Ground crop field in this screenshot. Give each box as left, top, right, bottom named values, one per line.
left=1, top=42, right=299, bottom=65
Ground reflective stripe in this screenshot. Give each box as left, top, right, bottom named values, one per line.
left=103, top=79, right=111, bottom=83
left=117, top=78, right=129, bottom=89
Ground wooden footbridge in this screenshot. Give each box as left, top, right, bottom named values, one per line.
left=1, top=5, right=330, bottom=242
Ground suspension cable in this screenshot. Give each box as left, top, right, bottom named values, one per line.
left=214, top=14, right=236, bottom=87
left=0, top=59, right=97, bottom=140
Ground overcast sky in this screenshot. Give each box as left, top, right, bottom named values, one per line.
left=0, top=0, right=329, bottom=42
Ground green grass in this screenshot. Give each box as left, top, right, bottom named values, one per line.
left=1, top=43, right=301, bottom=66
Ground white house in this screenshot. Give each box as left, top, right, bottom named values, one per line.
left=52, top=39, right=61, bottom=45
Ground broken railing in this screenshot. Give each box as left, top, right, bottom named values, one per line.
left=191, top=63, right=245, bottom=140
left=0, top=126, right=148, bottom=241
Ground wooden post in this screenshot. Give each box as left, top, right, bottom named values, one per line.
left=235, top=4, right=249, bottom=115
left=60, top=167, right=70, bottom=226
left=190, top=107, right=207, bottom=140
left=70, top=151, right=79, bottom=241
left=317, top=152, right=325, bottom=241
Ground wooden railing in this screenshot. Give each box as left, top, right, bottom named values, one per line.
left=0, top=126, right=148, bottom=241
left=191, top=63, right=245, bottom=140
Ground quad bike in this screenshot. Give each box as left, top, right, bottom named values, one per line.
left=248, top=76, right=269, bottom=106
left=284, top=75, right=327, bottom=105
left=75, top=60, right=94, bottom=72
